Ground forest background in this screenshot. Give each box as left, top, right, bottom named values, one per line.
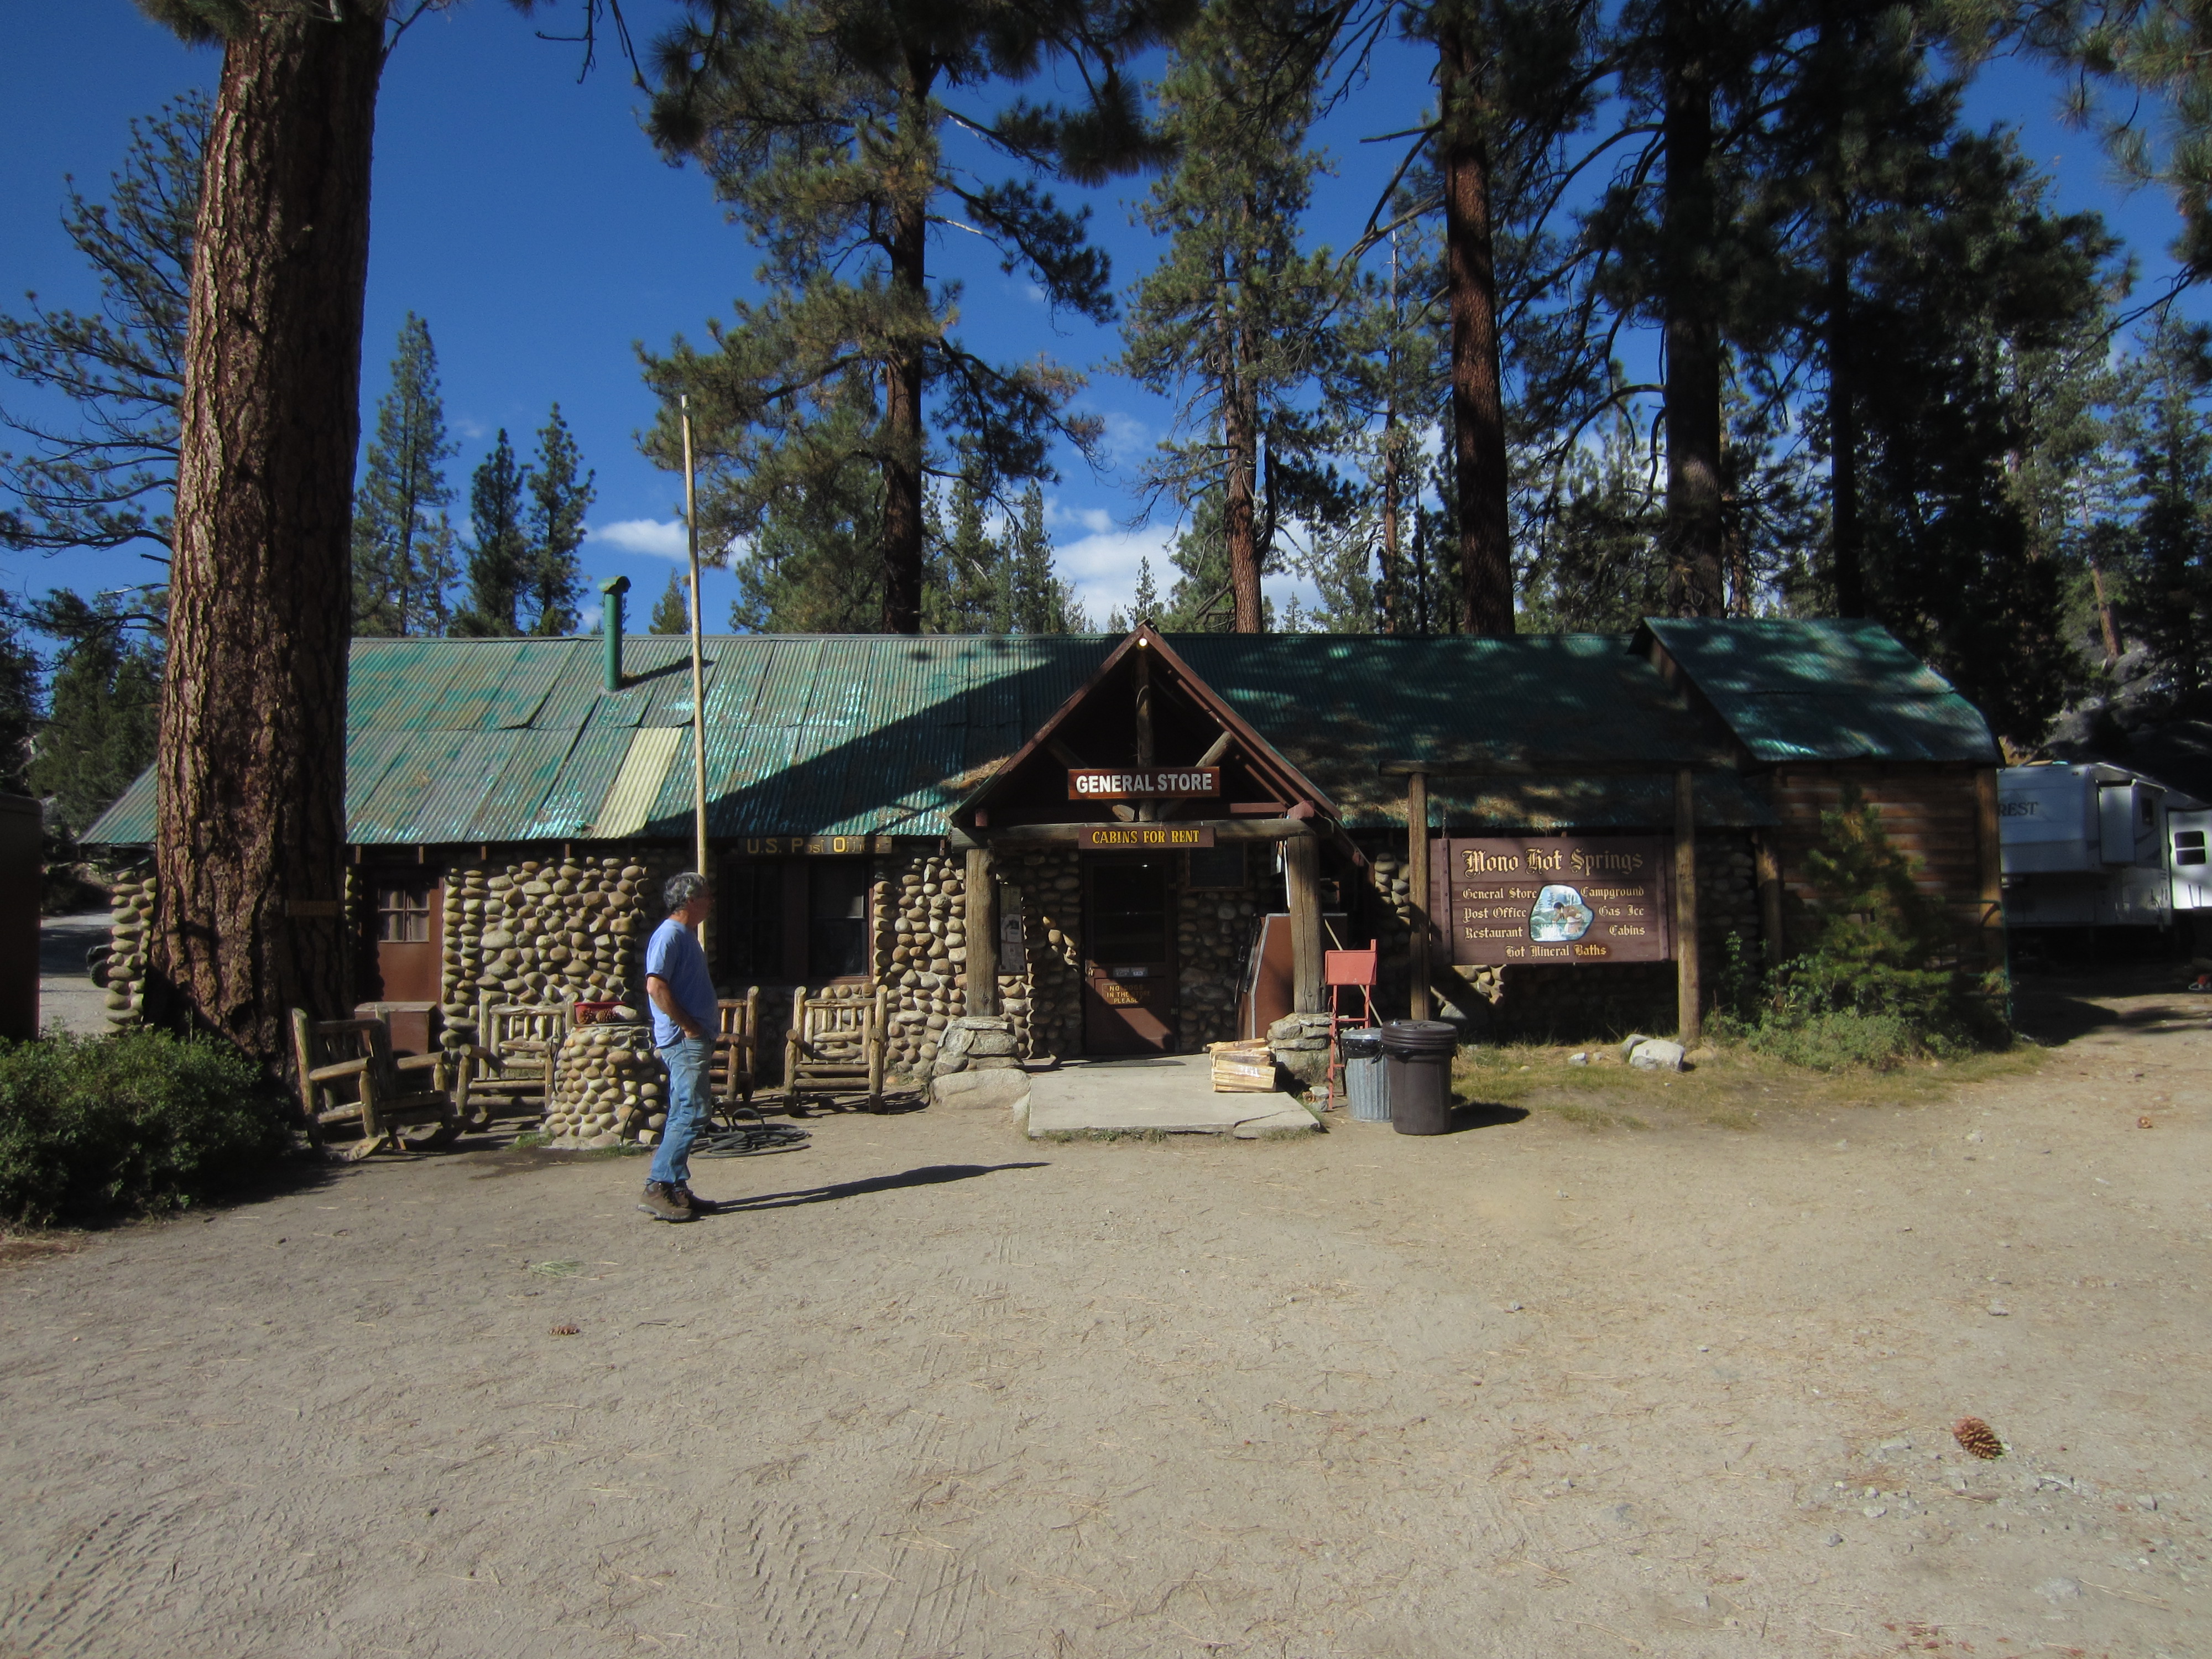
left=6, top=0, right=2212, bottom=852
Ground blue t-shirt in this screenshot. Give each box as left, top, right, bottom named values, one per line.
left=644, top=916, right=717, bottom=1046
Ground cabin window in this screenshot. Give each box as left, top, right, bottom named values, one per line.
left=718, top=857, right=875, bottom=983
left=374, top=880, right=435, bottom=942
left=720, top=861, right=787, bottom=980
left=808, top=861, right=872, bottom=979
left=1186, top=845, right=1246, bottom=890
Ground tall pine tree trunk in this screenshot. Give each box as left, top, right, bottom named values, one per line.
left=1825, top=238, right=1865, bottom=616
left=878, top=67, right=932, bottom=636
left=1661, top=0, right=1726, bottom=617
left=153, top=4, right=383, bottom=1071
left=1379, top=410, right=1404, bottom=634
left=881, top=195, right=927, bottom=634
left=1439, top=22, right=1515, bottom=634
left=1217, top=263, right=1265, bottom=634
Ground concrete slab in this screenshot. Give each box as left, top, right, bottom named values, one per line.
left=1024, top=1055, right=1318, bottom=1138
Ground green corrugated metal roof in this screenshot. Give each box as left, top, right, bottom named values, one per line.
left=81, top=621, right=1980, bottom=846
left=1175, top=633, right=1741, bottom=827
left=1641, top=618, right=1997, bottom=764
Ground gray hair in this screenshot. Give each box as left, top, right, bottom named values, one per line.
left=663, top=871, right=711, bottom=912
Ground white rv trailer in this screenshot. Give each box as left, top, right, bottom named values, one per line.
left=1997, top=762, right=2192, bottom=931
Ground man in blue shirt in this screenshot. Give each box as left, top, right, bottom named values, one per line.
left=641, top=871, right=718, bottom=1222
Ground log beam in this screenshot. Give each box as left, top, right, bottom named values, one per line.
left=1674, top=767, right=1700, bottom=1047
left=1285, top=834, right=1323, bottom=1015
left=964, top=845, right=998, bottom=1016
left=1408, top=770, right=1432, bottom=1020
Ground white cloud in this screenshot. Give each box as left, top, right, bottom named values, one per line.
left=1100, top=410, right=1154, bottom=469
left=1045, top=498, right=1115, bottom=536
left=587, top=518, right=688, bottom=559
left=1053, top=525, right=1173, bottom=623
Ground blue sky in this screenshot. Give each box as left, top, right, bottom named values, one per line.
left=1, top=1, right=2200, bottom=638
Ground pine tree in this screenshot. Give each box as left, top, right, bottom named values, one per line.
left=641, top=0, right=1188, bottom=635
left=927, top=465, right=1009, bottom=633
left=650, top=570, right=692, bottom=635
left=0, top=606, right=37, bottom=796
left=132, top=0, right=388, bottom=1065
left=452, top=427, right=529, bottom=637
left=25, top=591, right=162, bottom=838
left=523, top=404, right=593, bottom=636
left=352, top=312, right=459, bottom=637
left=1842, top=133, right=2116, bottom=743
left=0, top=92, right=203, bottom=558
left=1005, top=484, right=1088, bottom=632
left=2111, top=317, right=2212, bottom=700
left=1120, top=0, right=1344, bottom=634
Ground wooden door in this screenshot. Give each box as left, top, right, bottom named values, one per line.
left=365, top=870, right=442, bottom=1004
left=1082, top=854, right=1176, bottom=1055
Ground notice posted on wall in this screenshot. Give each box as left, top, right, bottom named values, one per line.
left=1433, top=836, right=1672, bottom=965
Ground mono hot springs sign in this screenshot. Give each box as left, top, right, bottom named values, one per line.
left=1433, top=837, right=1672, bottom=965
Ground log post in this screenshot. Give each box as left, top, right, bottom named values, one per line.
left=1754, top=826, right=1784, bottom=968
left=1285, top=833, right=1323, bottom=1015
left=1407, top=770, right=1431, bottom=1020
left=1674, top=768, right=1700, bottom=1047
left=1974, top=767, right=2006, bottom=975
left=964, top=845, right=999, bottom=1016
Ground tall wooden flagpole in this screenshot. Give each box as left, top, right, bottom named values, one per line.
left=682, top=396, right=710, bottom=962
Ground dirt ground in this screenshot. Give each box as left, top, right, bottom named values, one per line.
left=2, top=970, right=2208, bottom=1658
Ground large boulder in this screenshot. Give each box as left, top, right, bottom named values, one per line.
left=931, top=1066, right=1030, bottom=1115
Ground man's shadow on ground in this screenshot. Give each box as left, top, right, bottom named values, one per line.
left=702, top=1161, right=1051, bottom=1213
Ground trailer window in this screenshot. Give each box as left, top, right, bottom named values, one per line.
left=2177, top=830, right=2206, bottom=866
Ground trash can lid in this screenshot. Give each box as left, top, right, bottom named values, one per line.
left=1380, top=1019, right=1460, bottom=1056
left=1339, top=1027, right=1383, bottom=1057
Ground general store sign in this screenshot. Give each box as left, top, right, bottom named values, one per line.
left=1079, top=825, right=1217, bottom=848
left=1067, top=768, right=1220, bottom=800
left=1436, top=836, right=1671, bottom=966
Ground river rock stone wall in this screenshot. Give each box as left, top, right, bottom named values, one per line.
left=102, top=865, right=155, bottom=1025
left=542, top=1014, right=665, bottom=1148
left=436, top=852, right=689, bottom=1053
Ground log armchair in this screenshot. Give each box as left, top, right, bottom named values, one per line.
left=290, top=1010, right=468, bottom=1159
left=783, top=985, right=886, bottom=1111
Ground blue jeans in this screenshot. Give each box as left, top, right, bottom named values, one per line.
left=649, top=1036, right=712, bottom=1187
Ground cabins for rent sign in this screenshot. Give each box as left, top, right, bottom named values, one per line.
left=1437, top=837, right=1671, bottom=965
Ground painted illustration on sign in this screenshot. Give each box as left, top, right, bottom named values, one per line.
left=1528, top=884, right=1595, bottom=942
left=1434, top=836, right=1671, bottom=966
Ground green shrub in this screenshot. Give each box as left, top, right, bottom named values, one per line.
left=1709, top=786, right=2010, bottom=1070
left=0, top=1029, right=295, bottom=1227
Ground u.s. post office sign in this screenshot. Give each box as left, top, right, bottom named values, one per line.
left=1433, top=836, right=1671, bottom=965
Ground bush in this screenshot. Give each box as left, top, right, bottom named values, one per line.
left=1709, top=786, right=2011, bottom=1070
left=0, top=1029, right=295, bottom=1227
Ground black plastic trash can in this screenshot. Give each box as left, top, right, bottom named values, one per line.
left=1381, top=1020, right=1458, bottom=1135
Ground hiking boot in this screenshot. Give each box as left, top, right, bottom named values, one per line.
left=637, top=1180, right=692, bottom=1223
left=672, top=1183, right=722, bottom=1215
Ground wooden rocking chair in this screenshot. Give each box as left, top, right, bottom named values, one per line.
left=709, top=990, right=762, bottom=1117
left=461, top=1000, right=573, bottom=1126
left=784, top=985, right=886, bottom=1110
left=290, top=1010, right=469, bottom=1160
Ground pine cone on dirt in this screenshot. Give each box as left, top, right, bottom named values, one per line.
left=1953, top=1417, right=2004, bottom=1459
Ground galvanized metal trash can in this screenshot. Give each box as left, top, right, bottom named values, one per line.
left=1342, top=1027, right=1388, bottom=1120
left=1381, top=1019, right=1459, bottom=1135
